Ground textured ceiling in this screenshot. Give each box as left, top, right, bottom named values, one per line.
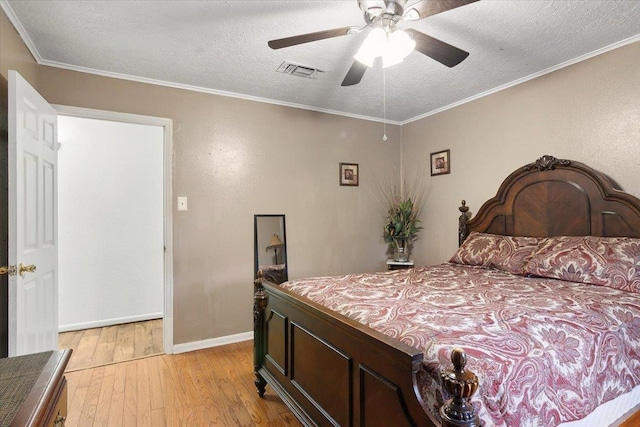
left=3, top=0, right=640, bottom=123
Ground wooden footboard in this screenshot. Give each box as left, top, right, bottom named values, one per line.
left=254, top=276, right=479, bottom=427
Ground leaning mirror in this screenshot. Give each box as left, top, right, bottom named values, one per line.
left=254, top=214, right=288, bottom=284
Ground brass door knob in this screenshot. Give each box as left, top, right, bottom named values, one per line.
left=0, top=265, right=17, bottom=276
left=18, top=263, right=36, bottom=277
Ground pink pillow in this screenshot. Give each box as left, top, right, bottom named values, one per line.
left=450, top=232, right=498, bottom=268
left=450, top=232, right=541, bottom=275
left=490, top=235, right=543, bottom=275
left=523, top=236, right=640, bottom=293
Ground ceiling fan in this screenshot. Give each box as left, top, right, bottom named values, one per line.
left=268, top=0, right=478, bottom=86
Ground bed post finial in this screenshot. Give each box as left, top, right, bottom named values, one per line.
left=459, top=201, right=470, bottom=246
left=440, top=347, right=480, bottom=427
left=253, top=271, right=268, bottom=397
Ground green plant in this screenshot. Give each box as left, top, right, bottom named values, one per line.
left=371, top=167, right=428, bottom=247
left=383, top=198, right=422, bottom=243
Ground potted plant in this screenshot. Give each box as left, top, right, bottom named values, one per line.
left=383, top=198, right=421, bottom=261
left=373, top=169, right=428, bottom=262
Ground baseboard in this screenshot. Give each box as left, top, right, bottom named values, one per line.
left=58, top=312, right=163, bottom=333
left=172, top=331, right=253, bottom=354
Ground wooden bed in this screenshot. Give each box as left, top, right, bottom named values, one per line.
left=253, top=155, right=640, bottom=426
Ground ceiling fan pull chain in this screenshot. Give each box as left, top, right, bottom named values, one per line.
left=382, top=67, right=388, bottom=141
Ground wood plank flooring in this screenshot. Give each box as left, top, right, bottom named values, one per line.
left=60, top=335, right=640, bottom=427
left=59, top=319, right=164, bottom=372
left=64, top=340, right=301, bottom=426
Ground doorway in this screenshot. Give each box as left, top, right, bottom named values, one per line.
left=54, top=106, right=174, bottom=366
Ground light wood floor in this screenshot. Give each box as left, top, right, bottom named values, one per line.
left=59, top=319, right=164, bottom=372
left=64, top=340, right=300, bottom=426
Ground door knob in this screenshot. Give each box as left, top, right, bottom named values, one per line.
left=0, top=265, right=17, bottom=276
left=18, top=263, right=36, bottom=277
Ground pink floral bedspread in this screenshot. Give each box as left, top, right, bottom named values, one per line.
left=280, top=264, right=640, bottom=427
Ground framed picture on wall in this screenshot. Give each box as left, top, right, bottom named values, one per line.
left=430, top=149, right=450, bottom=176
left=339, top=163, right=359, bottom=186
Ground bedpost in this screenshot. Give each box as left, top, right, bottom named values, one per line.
left=253, top=271, right=268, bottom=397
left=458, top=200, right=470, bottom=246
left=440, top=348, right=480, bottom=427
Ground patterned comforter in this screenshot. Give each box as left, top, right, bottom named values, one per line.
left=281, top=264, right=640, bottom=427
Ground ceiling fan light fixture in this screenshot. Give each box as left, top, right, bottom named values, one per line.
left=353, top=52, right=376, bottom=67
left=380, top=29, right=415, bottom=68
left=354, top=27, right=386, bottom=67
left=355, top=27, right=415, bottom=68
left=388, top=29, right=416, bottom=58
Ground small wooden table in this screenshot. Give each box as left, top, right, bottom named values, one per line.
left=386, top=260, right=414, bottom=270
left=0, top=349, right=72, bottom=426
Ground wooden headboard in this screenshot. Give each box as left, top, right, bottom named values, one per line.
left=459, top=155, right=640, bottom=244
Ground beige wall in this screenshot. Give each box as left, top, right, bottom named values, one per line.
left=36, top=67, right=400, bottom=344
left=403, top=41, right=640, bottom=266
left=0, top=9, right=37, bottom=86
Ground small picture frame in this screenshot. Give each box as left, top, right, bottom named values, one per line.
left=339, top=162, right=359, bottom=186
left=430, top=149, right=451, bottom=176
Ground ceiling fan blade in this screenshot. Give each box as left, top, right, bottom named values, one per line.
left=404, top=0, right=478, bottom=20
left=268, top=27, right=354, bottom=49
left=341, top=61, right=368, bottom=86
left=411, top=30, right=469, bottom=67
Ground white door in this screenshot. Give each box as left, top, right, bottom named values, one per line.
left=7, top=70, right=58, bottom=356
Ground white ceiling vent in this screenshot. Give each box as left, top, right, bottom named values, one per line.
left=277, top=61, right=325, bottom=79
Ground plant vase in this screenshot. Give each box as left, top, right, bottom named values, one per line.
left=393, top=238, right=409, bottom=262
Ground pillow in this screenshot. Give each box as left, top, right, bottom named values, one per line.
left=450, top=232, right=541, bottom=274
left=450, top=232, right=499, bottom=268
left=489, top=235, right=544, bottom=275
left=523, top=236, right=640, bottom=293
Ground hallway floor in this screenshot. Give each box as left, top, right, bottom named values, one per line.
left=59, top=319, right=163, bottom=372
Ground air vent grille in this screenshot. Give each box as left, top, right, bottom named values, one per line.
left=277, top=61, right=325, bottom=79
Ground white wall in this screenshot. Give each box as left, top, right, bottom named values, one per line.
left=57, top=116, right=164, bottom=331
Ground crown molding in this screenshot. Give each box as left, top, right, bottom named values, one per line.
left=2, top=0, right=636, bottom=127
left=0, top=0, right=43, bottom=62
left=402, top=34, right=640, bottom=125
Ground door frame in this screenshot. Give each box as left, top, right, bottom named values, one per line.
left=54, top=105, right=174, bottom=354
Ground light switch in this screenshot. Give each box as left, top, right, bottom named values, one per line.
left=177, top=196, right=188, bottom=211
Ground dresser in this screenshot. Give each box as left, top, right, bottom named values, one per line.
left=0, top=349, right=72, bottom=426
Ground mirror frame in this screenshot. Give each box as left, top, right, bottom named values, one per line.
left=254, top=214, right=288, bottom=282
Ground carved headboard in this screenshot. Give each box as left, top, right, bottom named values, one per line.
left=459, top=155, right=640, bottom=244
